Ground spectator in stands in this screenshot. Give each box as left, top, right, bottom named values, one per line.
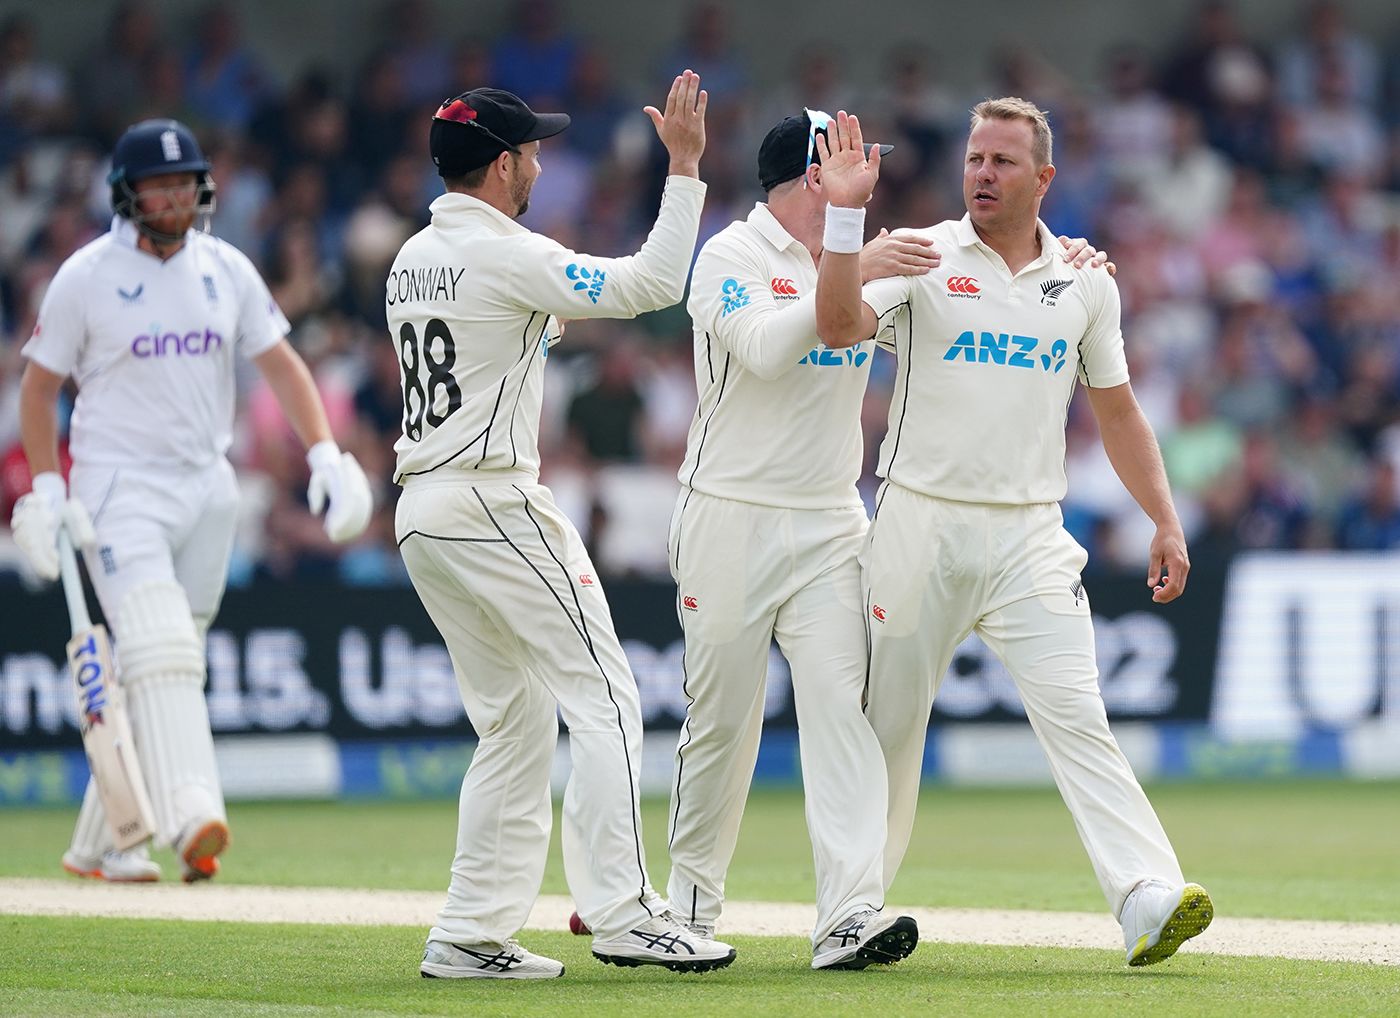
left=1336, top=457, right=1400, bottom=550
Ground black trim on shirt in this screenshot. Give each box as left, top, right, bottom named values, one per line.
left=877, top=301, right=913, bottom=481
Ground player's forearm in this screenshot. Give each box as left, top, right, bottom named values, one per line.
left=18, top=361, right=64, bottom=476
left=815, top=250, right=867, bottom=347
left=1100, top=407, right=1179, bottom=529
left=723, top=295, right=823, bottom=381
left=253, top=341, right=334, bottom=449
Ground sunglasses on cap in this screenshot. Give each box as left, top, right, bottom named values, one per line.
left=434, top=97, right=522, bottom=155
left=803, top=107, right=833, bottom=188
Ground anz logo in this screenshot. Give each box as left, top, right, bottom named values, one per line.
left=799, top=342, right=869, bottom=368
left=943, top=331, right=1069, bottom=373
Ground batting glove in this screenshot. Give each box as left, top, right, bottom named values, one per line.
left=11, top=471, right=95, bottom=581
left=306, top=441, right=373, bottom=543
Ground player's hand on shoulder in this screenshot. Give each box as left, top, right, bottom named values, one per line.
left=1058, top=235, right=1116, bottom=276
left=860, top=228, right=942, bottom=283
left=306, top=441, right=374, bottom=544
left=644, top=69, right=707, bottom=176
left=10, top=472, right=94, bottom=582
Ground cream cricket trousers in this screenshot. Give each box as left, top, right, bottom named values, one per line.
left=862, top=483, right=1183, bottom=918
left=667, top=490, right=888, bottom=944
left=397, top=476, right=664, bottom=945
left=65, top=459, right=238, bottom=856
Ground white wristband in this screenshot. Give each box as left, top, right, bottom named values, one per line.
left=306, top=440, right=341, bottom=472
left=822, top=205, right=866, bottom=254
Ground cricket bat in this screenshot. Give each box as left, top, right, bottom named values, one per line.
left=57, top=525, right=156, bottom=850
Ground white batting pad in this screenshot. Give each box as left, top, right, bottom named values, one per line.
left=116, top=580, right=225, bottom=847
left=68, top=778, right=112, bottom=860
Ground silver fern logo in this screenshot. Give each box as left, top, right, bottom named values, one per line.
left=1040, top=278, right=1073, bottom=305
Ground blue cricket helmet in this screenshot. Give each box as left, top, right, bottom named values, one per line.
left=108, top=119, right=216, bottom=237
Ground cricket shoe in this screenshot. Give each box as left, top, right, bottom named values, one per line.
left=663, top=908, right=716, bottom=939
left=420, top=939, right=564, bottom=979
left=812, top=908, right=919, bottom=970
left=61, top=846, right=161, bottom=883
left=1121, top=880, right=1213, bottom=966
left=176, top=818, right=229, bottom=883
left=592, top=914, right=736, bottom=972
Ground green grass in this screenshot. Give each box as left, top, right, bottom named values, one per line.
left=2, top=916, right=1398, bottom=1018
left=5, top=780, right=1399, bottom=922
left=3, top=780, right=1398, bottom=1016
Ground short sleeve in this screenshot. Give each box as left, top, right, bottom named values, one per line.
left=861, top=274, right=913, bottom=350
left=1077, top=272, right=1130, bottom=389
left=21, top=261, right=90, bottom=377
left=220, top=241, right=289, bottom=358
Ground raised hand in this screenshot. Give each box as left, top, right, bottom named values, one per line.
left=814, top=111, right=880, bottom=209
left=644, top=70, right=707, bottom=177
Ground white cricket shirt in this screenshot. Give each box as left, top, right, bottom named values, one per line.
left=22, top=217, right=288, bottom=469
left=678, top=203, right=870, bottom=510
left=862, top=215, right=1129, bottom=505
left=387, top=176, right=706, bottom=484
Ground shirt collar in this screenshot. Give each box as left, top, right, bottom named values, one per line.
left=109, top=215, right=196, bottom=254
left=747, top=202, right=802, bottom=254
left=953, top=213, right=1064, bottom=271
left=429, top=191, right=529, bottom=235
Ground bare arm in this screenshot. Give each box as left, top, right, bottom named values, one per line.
left=812, top=112, right=881, bottom=346
left=19, top=361, right=67, bottom=476
left=1086, top=381, right=1189, bottom=603
left=252, top=339, right=333, bottom=449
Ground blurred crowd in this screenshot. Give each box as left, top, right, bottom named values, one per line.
left=1, top=0, right=1399, bottom=588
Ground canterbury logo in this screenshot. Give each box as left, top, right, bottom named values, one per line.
left=1041, top=278, right=1073, bottom=303
left=682, top=595, right=699, bottom=611
left=770, top=277, right=799, bottom=295
left=946, top=276, right=980, bottom=294
left=871, top=604, right=887, bottom=622
left=578, top=573, right=594, bottom=586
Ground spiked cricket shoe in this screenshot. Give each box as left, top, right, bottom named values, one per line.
left=812, top=908, right=919, bottom=970
left=1121, top=880, right=1214, bottom=966
left=61, top=847, right=161, bottom=883
left=592, top=914, right=736, bottom=972
left=420, top=939, right=564, bottom=979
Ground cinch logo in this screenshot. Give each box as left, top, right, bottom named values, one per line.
left=719, top=278, right=750, bottom=316
left=946, top=276, right=981, bottom=297
left=131, top=328, right=224, bottom=358
left=871, top=604, right=887, bottom=622
left=942, top=331, right=1068, bottom=373
left=566, top=263, right=606, bottom=303
left=771, top=277, right=799, bottom=296
left=798, top=343, right=868, bottom=367
left=578, top=573, right=594, bottom=586
left=682, top=595, right=699, bottom=611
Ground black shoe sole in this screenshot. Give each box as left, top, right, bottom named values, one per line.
left=822, top=916, right=919, bottom=971
left=592, top=948, right=736, bottom=973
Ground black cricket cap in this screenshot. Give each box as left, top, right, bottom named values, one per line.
left=757, top=112, right=894, bottom=191
left=430, top=88, right=571, bottom=177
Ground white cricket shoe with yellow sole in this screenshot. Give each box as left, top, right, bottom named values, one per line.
left=1121, top=880, right=1214, bottom=966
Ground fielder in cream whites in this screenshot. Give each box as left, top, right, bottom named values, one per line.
left=662, top=107, right=1115, bottom=971
left=813, top=104, right=1212, bottom=967
left=13, top=118, right=372, bottom=885
left=390, top=74, right=735, bottom=980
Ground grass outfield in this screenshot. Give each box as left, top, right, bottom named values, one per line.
left=3, top=918, right=1399, bottom=1017
left=2, top=780, right=1398, bottom=1016
left=4, top=780, right=1399, bottom=921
